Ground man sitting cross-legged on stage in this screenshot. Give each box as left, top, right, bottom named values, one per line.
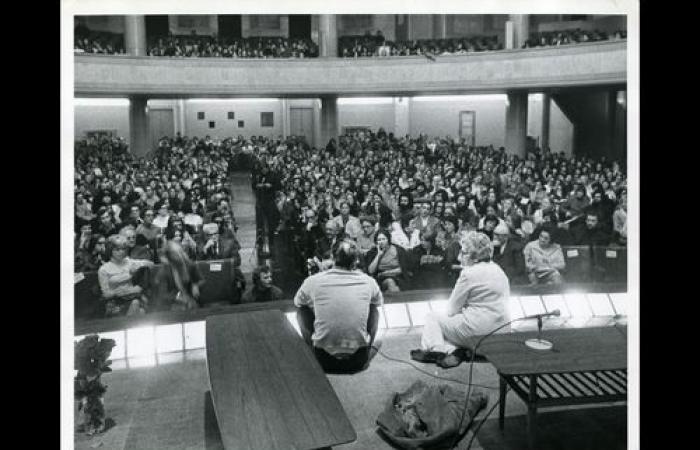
left=294, top=239, right=383, bottom=373
left=411, top=231, right=511, bottom=368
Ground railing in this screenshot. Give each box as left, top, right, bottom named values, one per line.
left=74, top=40, right=626, bottom=96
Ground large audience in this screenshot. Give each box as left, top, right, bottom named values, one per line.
left=147, top=35, right=319, bottom=58
left=339, top=32, right=502, bottom=57
left=74, top=25, right=126, bottom=55
left=75, top=130, right=627, bottom=318
left=522, top=28, right=626, bottom=49
left=250, top=130, right=627, bottom=291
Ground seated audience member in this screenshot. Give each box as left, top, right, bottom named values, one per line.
left=329, top=201, right=363, bottom=240
left=294, top=240, right=383, bottom=373
left=367, top=229, right=408, bottom=292
left=242, top=265, right=284, bottom=303
left=152, top=202, right=171, bottom=230
left=571, top=211, right=611, bottom=246
left=492, top=223, right=527, bottom=285
left=612, top=196, right=627, bottom=245
left=183, top=200, right=204, bottom=230
left=411, top=231, right=510, bottom=368
left=523, top=226, right=566, bottom=285
left=309, top=220, right=345, bottom=273
left=410, top=230, right=448, bottom=289
left=197, top=223, right=240, bottom=261
left=120, top=226, right=154, bottom=261
left=97, top=235, right=155, bottom=317
left=439, top=216, right=463, bottom=279
left=391, top=215, right=421, bottom=250
left=166, top=217, right=198, bottom=258
left=151, top=241, right=204, bottom=312
left=356, top=216, right=377, bottom=266
left=478, top=214, right=500, bottom=241
left=136, top=208, right=160, bottom=243
left=564, top=185, right=590, bottom=225
left=410, top=201, right=440, bottom=237
left=94, top=207, right=118, bottom=238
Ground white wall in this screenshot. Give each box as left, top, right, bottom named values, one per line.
left=527, top=94, right=573, bottom=156
left=409, top=15, right=433, bottom=40
left=242, top=15, right=289, bottom=38
left=73, top=95, right=573, bottom=153
left=74, top=103, right=130, bottom=141
left=549, top=99, right=574, bottom=156
left=337, top=15, right=396, bottom=41
left=409, top=96, right=507, bottom=147
left=338, top=102, right=395, bottom=134
left=183, top=99, right=284, bottom=139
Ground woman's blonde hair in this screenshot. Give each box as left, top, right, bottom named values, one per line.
left=460, top=231, right=493, bottom=263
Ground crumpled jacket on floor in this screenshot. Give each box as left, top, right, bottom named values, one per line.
left=376, top=380, right=488, bottom=449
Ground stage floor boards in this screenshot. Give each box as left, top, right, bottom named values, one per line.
left=74, top=327, right=626, bottom=450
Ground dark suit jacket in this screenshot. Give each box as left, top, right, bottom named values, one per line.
left=197, top=238, right=241, bottom=265
left=492, top=237, right=528, bottom=285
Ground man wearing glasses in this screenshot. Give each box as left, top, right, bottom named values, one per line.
left=198, top=223, right=238, bottom=260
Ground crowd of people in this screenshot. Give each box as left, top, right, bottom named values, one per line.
left=74, top=24, right=126, bottom=55
left=147, top=34, right=319, bottom=58
left=522, top=28, right=626, bottom=48
left=74, top=134, right=252, bottom=316
left=250, top=130, right=627, bottom=292
left=74, top=130, right=627, bottom=319
left=339, top=32, right=502, bottom=58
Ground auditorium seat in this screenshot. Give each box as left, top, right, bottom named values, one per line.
left=196, top=259, right=238, bottom=305
left=74, top=271, right=102, bottom=319
left=562, top=246, right=593, bottom=283
left=593, top=246, right=627, bottom=283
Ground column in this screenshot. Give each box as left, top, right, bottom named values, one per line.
left=541, top=93, right=551, bottom=151
left=177, top=99, right=186, bottom=136
left=393, top=96, right=410, bottom=138
left=124, top=15, right=147, bottom=56
left=318, top=14, right=338, bottom=57
left=505, top=14, right=530, bottom=49
left=319, top=95, right=338, bottom=147
left=433, top=14, right=446, bottom=39
left=129, top=96, right=149, bottom=157
left=281, top=98, right=290, bottom=139
left=505, top=91, right=528, bottom=157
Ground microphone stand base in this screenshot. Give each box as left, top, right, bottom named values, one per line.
left=524, top=338, right=554, bottom=351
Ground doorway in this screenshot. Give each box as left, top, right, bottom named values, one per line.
left=149, top=109, right=175, bottom=150
left=289, top=107, right=313, bottom=139
left=289, top=15, right=312, bottom=39
left=218, top=15, right=242, bottom=40
left=459, top=111, right=476, bottom=146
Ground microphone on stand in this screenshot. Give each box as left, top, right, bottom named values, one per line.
left=522, top=309, right=560, bottom=351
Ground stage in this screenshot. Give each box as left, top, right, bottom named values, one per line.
left=74, top=326, right=626, bottom=450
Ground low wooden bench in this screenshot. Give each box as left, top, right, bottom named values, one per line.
left=478, top=326, right=627, bottom=449
left=206, top=310, right=356, bottom=450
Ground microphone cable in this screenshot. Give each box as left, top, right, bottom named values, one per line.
left=448, top=310, right=561, bottom=449
left=370, top=345, right=499, bottom=390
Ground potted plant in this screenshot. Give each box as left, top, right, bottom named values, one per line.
left=74, top=334, right=116, bottom=435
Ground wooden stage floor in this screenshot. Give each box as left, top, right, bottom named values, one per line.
left=74, top=326, right=626, bottom=450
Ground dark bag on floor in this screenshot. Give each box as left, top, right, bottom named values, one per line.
left=376, top=380, right=488, bottom=449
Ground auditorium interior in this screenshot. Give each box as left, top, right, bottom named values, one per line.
left=67, top=11, right=637, bottom=450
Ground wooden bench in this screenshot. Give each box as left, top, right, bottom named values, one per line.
left=206, top=310, right=356, bottom=450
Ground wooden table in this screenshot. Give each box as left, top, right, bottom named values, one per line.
left=206, top=310, right=357, bottom=450
left=478, top=326, right=627, bottom=449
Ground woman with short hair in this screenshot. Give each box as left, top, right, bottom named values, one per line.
left=411, top=231, right=511, bottom=368
left=367, top=230, right=406, bottom=292
left=97, top=235, right=154, bottom=317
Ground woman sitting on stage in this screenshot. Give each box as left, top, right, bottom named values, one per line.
left=411, top=231, right=511, bottom=368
